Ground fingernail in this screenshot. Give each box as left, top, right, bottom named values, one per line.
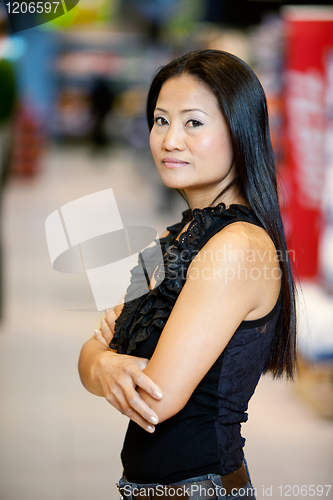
left=101, top=318, right=106, bottom=323
left=147, top=425, right=155, bottom=433
left=95, top=329, right=100, bottom=334
left=149, top=416, right=158, bottom=425
left=154, top=390, right=162, bottom=399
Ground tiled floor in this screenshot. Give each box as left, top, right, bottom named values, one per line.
left=0, top=143, right=332, bottom=500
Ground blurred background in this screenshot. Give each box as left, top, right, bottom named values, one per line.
left=0, top=1, right=333, bottom=499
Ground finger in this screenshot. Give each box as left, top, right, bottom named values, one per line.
left=105, top=308, right=117, bottom=328
left=132, top=368, right=163, bottom=400
left=100, top=318, right=113, bottom=344
left=135, top=357, right=149, bottom=371
left=94, top=329, right=108, bottom=346
left=104, top=386, right=156, bottom=433
left=126, top=389, right=160, bottom=425
left=114, top=302, right=124, bottom=317
left=125, top=410, right=156, bottom=433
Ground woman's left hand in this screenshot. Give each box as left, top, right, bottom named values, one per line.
left=92, top=308, right=162, bottom=430
left=94, top=308, right=117, bottom=346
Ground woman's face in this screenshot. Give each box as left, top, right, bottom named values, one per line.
left=149, top=74, right=235, bottom=205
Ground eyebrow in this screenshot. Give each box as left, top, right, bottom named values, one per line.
left=155, top=107, right=209, bottom=116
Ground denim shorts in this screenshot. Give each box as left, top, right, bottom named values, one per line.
left=117, top=459, right=257, bottom=500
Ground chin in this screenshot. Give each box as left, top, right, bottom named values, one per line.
left=161, top=179, right=190, bottom=190
left=159, top=172, right=191, bottom=190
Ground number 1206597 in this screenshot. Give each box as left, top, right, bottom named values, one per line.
left=5, top=2, right=60, bottom=14
left=278, top=485, right=331, bottom=496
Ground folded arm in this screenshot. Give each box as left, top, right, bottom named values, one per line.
left=138, top=222, right=281, bottom=422
left=78, top=304, right=162, bottom=432
left=78, top=228, right=172, bottom=431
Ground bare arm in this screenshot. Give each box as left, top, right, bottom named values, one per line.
left=78, top=228, right=172, bottom=431
left=78, top=336, right=162, bottom=431
left=78, top=283, right=165, bottom=431
left=137, top=222, right=281, bottom=422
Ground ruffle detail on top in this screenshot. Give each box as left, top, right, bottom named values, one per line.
left=110, top=203, right=257, bottom=354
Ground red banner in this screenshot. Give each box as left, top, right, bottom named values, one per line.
left=282, top=7, right=333, bottom=277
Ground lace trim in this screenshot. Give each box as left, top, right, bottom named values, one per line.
left=110, top=203, right=258, bottom=354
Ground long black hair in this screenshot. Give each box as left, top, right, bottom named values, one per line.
left=146, top=49, right=297, bottom=379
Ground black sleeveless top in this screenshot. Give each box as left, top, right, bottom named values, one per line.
left=110, top=203, right=281, bottom=485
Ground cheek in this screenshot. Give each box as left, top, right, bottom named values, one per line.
left=149, top=131, right=154, bottom=150
left=214, top=130, right=233, bottom=159
left=194, top=133, right=232, bottom=159
left=149, top=130, right=159, bottom=158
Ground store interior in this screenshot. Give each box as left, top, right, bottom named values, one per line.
left=0, top=1, right=333, bottom=499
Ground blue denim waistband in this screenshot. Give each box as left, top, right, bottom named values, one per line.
left=117, top=468, right=256, bottom=499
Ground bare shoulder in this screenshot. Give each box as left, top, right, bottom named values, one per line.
left=191, top=220, right=277, bottom=265
left=219, top=220, right=277, bottom=257
left=189, top=220, right=281, bottom=320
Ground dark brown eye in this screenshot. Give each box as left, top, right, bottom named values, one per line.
left=186, top=120, right=203, bottom=128
left=154, top=117, right=168, bottom=126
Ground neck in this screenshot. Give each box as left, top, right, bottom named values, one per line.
left=184, top=185, right=248, bottom=211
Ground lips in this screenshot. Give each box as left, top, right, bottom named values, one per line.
left=162, top=157, right=189, bottom=168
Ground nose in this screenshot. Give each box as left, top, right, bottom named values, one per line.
left=163, top=124, right=185, bottom=151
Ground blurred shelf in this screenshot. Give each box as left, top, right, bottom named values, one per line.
left=57, top=26, right=146, bottom=48
left=294, top=355, right=333, bottom=419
